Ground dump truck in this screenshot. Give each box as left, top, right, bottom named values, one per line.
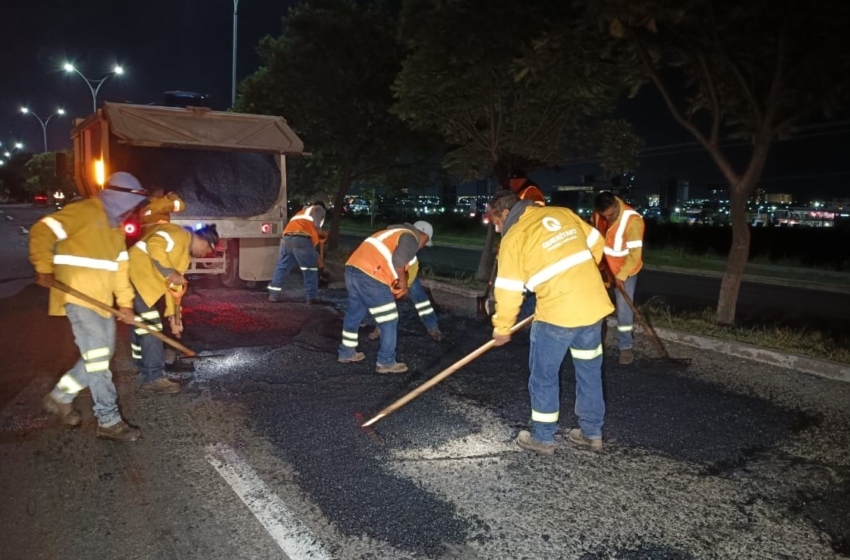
left=71, top=102, right=304, bottom=287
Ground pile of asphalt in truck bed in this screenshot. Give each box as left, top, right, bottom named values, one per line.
left=109, top=145, right=282, bottom=218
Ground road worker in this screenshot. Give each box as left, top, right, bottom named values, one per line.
left=508, top=171, right=546, bottom=205
left=488, top=190, right=613, bottom=455
left=268, top=201, right=328, bottom=304
left=338, top=221, right=433, bottom=374
left=141, top=187, right=186, bottom=228
left=368, top=257, right=442, bottom=342
left=590, top=191, right=645, bottom=365
left=129, top=223, right=219, bottom=393
left=30, top=172, right=150, bottom=442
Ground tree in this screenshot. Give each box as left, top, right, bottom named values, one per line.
left=574, top=0, right=850, bottom=323
left=598, top=119, right=643, bottom=177
left=394, top=0, right=620, bottom=279
left=0, top=152, right=34, bottom=201
left=236, top=0, right=437, bottom=249
left=23, top=152, right=75, bottom=197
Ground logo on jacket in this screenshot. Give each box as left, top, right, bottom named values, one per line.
left=542, top=217, right=561, bottom=232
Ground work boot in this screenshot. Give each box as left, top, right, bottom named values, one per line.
left=96, top=421, right=141, bottom=442
left=376, top=362, right=408, bottom=374
left=515, top=430, right=555, bottom=455
left=427, top=327, right=443, bottom=341
left=618, top=349, right=635, bottom=365
left=367, top=327, right=381, bottom=341
left=339, top=352, right=366, bottom=364
left=268, top=296, right=281, bottom=303
left=568, top=428, right=603, bottom=452
left=42, top=394, right=82, bottom=427
left=141, top=377, right=181, bottom=394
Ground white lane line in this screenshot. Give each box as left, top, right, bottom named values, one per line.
left=205, top=443, right=332, bottom=560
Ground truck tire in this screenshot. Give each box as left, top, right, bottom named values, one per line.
left=220, top=240, right=244, bottom=288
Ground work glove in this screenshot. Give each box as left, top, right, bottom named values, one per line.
left=35, top=272, right=55, bottom=288
left=117, top=307, right=136, bottom=325
left=169, top=315, right=184, bottom=339
left=166, top=272, right=188, bottom=286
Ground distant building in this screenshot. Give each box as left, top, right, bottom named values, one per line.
left=766, top=193, right=792, bottom=204
left=750, top=187, right=767, bottom=205
left=550, top=184, right=595, bottom=215
left=660, top=178, right=690, bottom=208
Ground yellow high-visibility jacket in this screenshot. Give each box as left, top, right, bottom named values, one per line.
left=29, top=198, right=134, bottom=318
left=129, top=224, right=192, bottom=318
left=141, top=193, right=186, bottom=226
left=493, top=205, right=614, bottom=334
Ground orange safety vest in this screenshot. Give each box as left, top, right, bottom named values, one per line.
left=284, top=206, right=323, bottom=246
left=590, top=198, right=644, bottom=278
left=509, top=178, right=546, bottom=206
left=347, top=228, right=419, bottom=287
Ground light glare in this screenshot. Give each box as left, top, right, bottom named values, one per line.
left=114, top=65, right=124, bottom=75
left=64, top=63, right=75, bottom=72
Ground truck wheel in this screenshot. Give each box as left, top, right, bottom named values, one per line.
left=220, top=240, right=244, bottom=288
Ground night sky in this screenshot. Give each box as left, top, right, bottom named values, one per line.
left=2, top=0, right=847, bottom=200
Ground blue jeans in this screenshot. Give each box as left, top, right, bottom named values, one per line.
left=408, top=277, right=438, bottom=331
left=528, top=320, right=605, bottom=444
left=130, top=292, right=166, bottom=384
left=339, top=266, right=399, bottom=366
left=50, top=304, right=122, bottom=427
left=614, top=274, right=638, bottom=350
left=268, top=235, right=319, bottom=301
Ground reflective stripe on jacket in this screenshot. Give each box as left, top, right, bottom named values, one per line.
left=492, top=205, right=614, bottom=334
left=284, top=206, right=323, bottom=246
left=590, top=197, right=645, bottom=281
left=518, top=185, right=546, bottom=206
left=346, top=228, right=419, bottom=287
left=129, top=224, right=192, bottom=317
left=141, top=193, right=186, bottom=226
left=29, top=198, right=134, bottom=318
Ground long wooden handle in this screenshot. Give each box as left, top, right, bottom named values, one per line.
left=616, top=285, right=671, bottom=360
left=361, top=315, right=534, bottom=428
left=52, top=280, right=196, bottom=357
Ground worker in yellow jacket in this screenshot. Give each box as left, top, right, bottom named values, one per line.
left=338, top=221, right=433, bottom=374
left=30, top=172, right=150, bottom=442
left=141, top=188, right=186, bottom=228
left=129, top=223, right=219, bottom=393
left=488, top=190, right=614, bottom=455
left=590, top=192, right=645, bottom=365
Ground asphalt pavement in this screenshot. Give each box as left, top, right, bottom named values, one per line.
left=1, top=205, right=849, bottom=559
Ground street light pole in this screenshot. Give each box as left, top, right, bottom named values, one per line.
left=64, top=64, right=124, bottom=113
left=232, top=0, right=240, bottom=107
left=21, top=108, right=65, bottom=152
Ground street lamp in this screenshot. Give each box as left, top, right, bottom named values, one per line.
left=1, top=142, right=24, bottom=158
left=232, top=0, right=240, bottom=107
left=63, top=63, right=124, bottom=113
left=21, top=107, right=65, bottom=152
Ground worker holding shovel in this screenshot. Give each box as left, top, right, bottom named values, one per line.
left=267, top=201, right=328, bottom=304
left=30, top=172, right=150, bottom=441
left=128, top=223, right=219, bottom=393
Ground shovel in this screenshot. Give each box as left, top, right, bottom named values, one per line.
left=51, top=280, right=197, bottom=358
left=616, top=285, right=691, bottom=367
left=318, top=241, right=331, bottom=287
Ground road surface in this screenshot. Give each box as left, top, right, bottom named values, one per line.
left=1, top=205, right=849, bottom=559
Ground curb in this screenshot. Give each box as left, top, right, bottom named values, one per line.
left=419, top=278, right=850, bottom=385
left=642, top=264, right=850, bottom=295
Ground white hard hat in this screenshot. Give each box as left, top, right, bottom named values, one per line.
left=413, top=220, right=434, bottom=247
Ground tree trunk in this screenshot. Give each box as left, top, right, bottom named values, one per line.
left=716, top=184, right=752, bottom=324
left=327, top=167, right=354, bottom=251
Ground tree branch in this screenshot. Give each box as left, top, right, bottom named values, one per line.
left=696, top=51, right=722, bottom=146
left=707, top=0, right=763, bottom=126
left=630, top=29, right=741, bottom=185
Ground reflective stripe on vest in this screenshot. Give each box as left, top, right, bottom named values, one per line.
left=526, top=249, right=593, bottom=291
left=155, top=231, right=175, bottom=252
left=41, top=217, right=68, bottom=240
left=364, top=229, right=406, bottom=281
left=53, top=255, right=119, bottom=271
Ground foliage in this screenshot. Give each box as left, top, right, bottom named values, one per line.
left=0, top=152, right=34, bottom=201
left=236, top=0, right=438, bottom=248
left=597, top=119, right=643, bottom=176
left=394, top=0, right=620, bottom=185
left=22, top=151, right=75, bottom=197
left=569, top=0, right=850, bottom=323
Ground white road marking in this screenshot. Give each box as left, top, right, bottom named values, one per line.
left=205, top=443, right=332, bottom=560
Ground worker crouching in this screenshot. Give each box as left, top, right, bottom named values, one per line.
left=487, top=191, right=613, bottom=455
left=30, top=172, right=150, bottom=441
left=338, top=221, right=433, bottom=374
left=129, top=223, right=219, bottom=393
